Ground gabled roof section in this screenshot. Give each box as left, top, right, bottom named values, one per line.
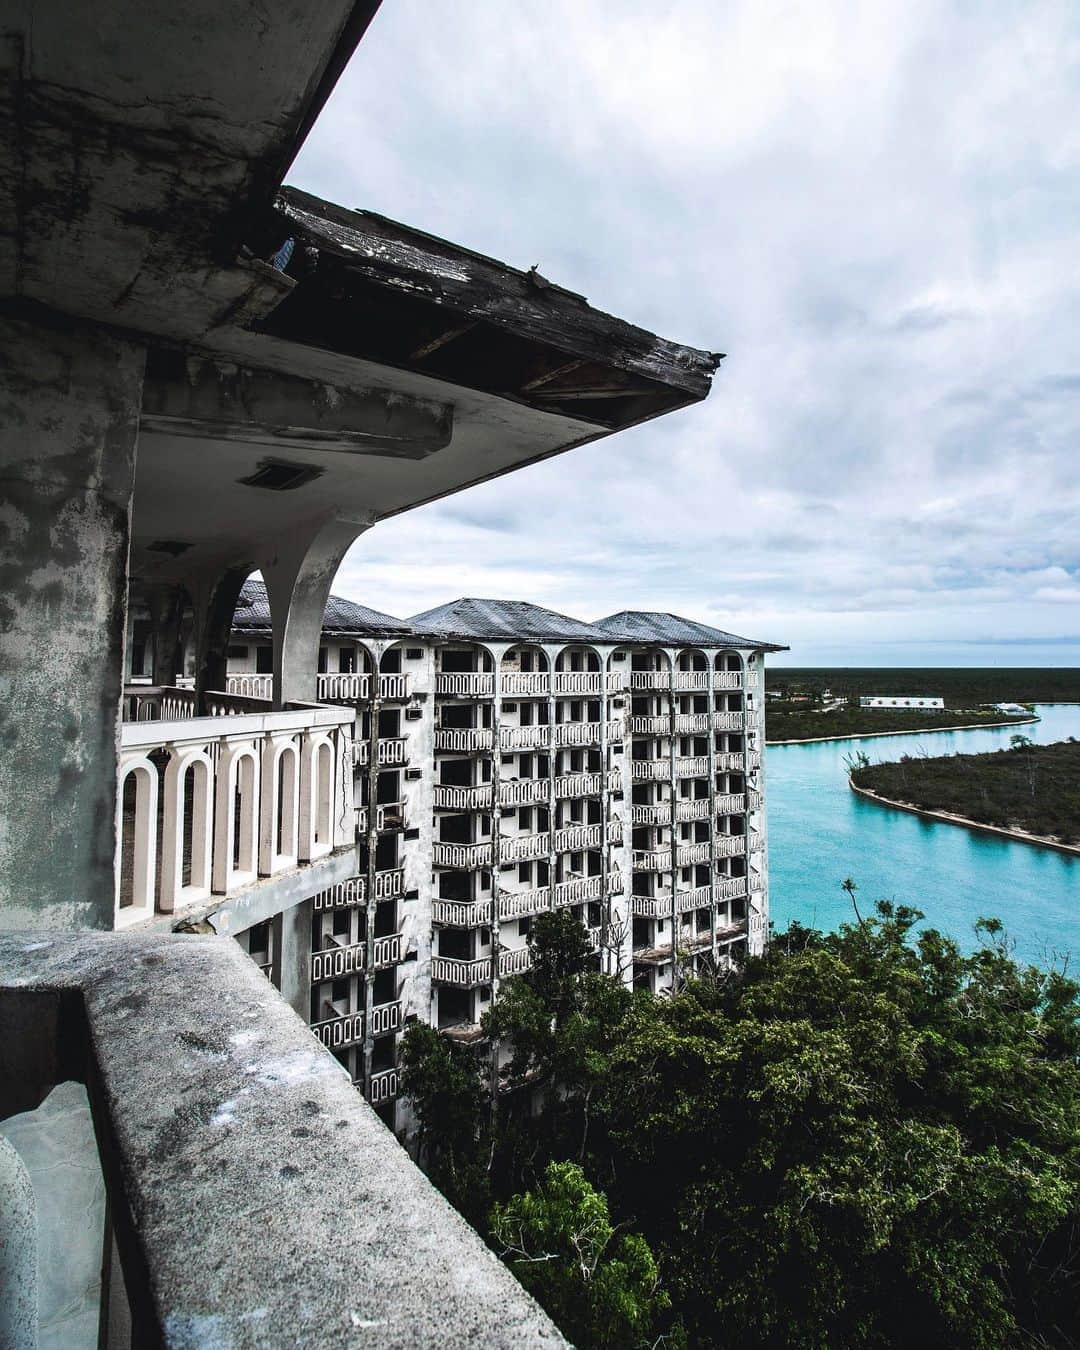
left=258, top=187, right=723, bottom=433
left=233, top=580, right=412, bottom=639
left=594, top=610, right=787, bottom=651
left=409, top=598, right=612, bottom=645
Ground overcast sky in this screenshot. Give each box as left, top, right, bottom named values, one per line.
left=291, top=1, right=1080, bottom=666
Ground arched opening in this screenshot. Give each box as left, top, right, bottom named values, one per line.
left=116, top=757, right=158, bottom=924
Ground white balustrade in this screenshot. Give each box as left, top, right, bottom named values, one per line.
left=715, top=834, right=747, bottom=857
left=369, top=1001, right=403, bottom=1037
left=747, top=790, right=763, bottom=810
left=224, top=674, right=273, bottom=701
left=714, top=671, right=743, bottom=690
left=368, top=1068, right=399, bottom=1104
left=499, top=778, right=548, bottom=807
left=311, top=1010, right=364, bottom=1051
left=629, top=715, right=668, bottom=735
left=316, top=672, right=370, bottom=702
left=553, top=874, right=607, bottom=906
left=715, top=752, right=744, bottom=772
left=436, top=673, right=494, bottom=697
left=311, top=940, right=366, bottom=982
left=552, top=721, right=599, bottom=747
left=432, top=840, right=493, bottom=869
left=712, top=711, right=744, bottom=731
left=633, top=849, right=670, bottom=872
left=431, top=956, right=493, bottom=986
left=498, top=946, right=532, bottom=977
left=553, top=823, right=602, bottom=853
left=499, top=832, right=550, bottom=864
left=434, top=727, right=494, bottom=752
left=674, top=798, right=711, bottom=822
left=312, top=868, right=404, bottom=910
left=673, top=713, right=711, bottom=734
left=714, top=793, right=746, bottom=815
left=498, top=888, right=550, bottom=920
left=433, top=899, right=495, bottom=927
left=629, top=670, right=665, bottom=689
left=672, top=671, right=711, bottom=692
left=123, top=684, right=198, bottom=722
left=554, top=770, right=611, bottom=799
left=434, top=783, right=495, bottom=811
left=630, top=760, right=668, bottom=781
left=631, top=803, right=667, bottom=825
left=499, top=724, right=552, bottom=750
left=676, top=842, right=712, bottom=866
left=501, top=671, right=550, bottom=696
left=116, top=704, right=353, bottom=927
left=747, top=751, right=762, bottom=769
left=675, top=756, right=710, bottom=778
left=553, top=671, right=603, bottom=695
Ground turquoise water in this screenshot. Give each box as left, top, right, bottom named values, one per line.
left=767, top=705, right=1080, bottom=968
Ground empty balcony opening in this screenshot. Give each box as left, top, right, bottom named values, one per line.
left=441, top=704, right=477, bottom=730
left=440, top=812, right=473, bottom=846
left=374, top=899, right=397, bottom=939
left=378, top=708, right=400, bottom=738
left=380, top=648, right=402, bottom=675
left=587, top=901, right=602, bottom=928
left=439, top=646, right=491, bottom=674
left=439, top=758, right=473, bottom=788
left=632, top=917, right=650, bottom=947
left=717, top=651, right=743, bottom=673
left=376, top=769, right=401, bottom=804
left=372, top=967, right=397, bottom=1007
left=438, top=986, right=473, bottom=1030
left=439, top=871, right=471, bottom=901
left=229, top=751, right=258, bottom=873
left=518, top=916, right=532, bottom=939
left=678, top=649, right=708, bottom=673
left=374, top=836, right=398, bottom=871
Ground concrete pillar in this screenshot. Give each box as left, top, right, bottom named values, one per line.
left=0, top=315, right=144, bottom=931
left=145, top=585, right=185, bottom=687
left=193, top=565, right=252, bottom=711
left=0, top=1136, right=37, bottom=1349
left=277, top=899, right=313, bottom=1020
left=258, top=513, right=373, bottom=709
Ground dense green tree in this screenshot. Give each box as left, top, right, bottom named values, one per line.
left=404, top=905, right=1080, bottom=1348
left=490, top=1161, right=672, bottom=1350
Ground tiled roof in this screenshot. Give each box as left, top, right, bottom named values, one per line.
left=408, top=598, right=613, bottom=644
left=594, top=611, right=786, bottom=651
left=232, top=580, right=412, bottom=637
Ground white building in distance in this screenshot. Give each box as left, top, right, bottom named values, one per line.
left=212, top=583, right=784, bottom=1126
left=859, top=695, right=945, bottom=710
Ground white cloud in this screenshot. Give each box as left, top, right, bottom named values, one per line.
left=292, top=0, right=1080, bottom=664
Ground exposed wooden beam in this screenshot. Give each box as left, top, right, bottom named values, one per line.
left=409, top=323, right=476, bottom=361
left=532, top=386, right=648, bottom=401
left=519, top=358, right=588, bottom=393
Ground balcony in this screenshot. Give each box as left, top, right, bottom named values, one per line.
left=748, top=789, right=763, bottom=810
left=675, top=755, right=710, bottom=778
left=499, top=778, right=549, bottom=807
left=432, top=899, right=495, bottom=927
left=432, top=840, right=493, bottom=870
left=630, top=802, right=668, bottom=826
left=435, top=672, right=494, bottom=697
left=715, top=792, right=747, bottom=815
left=498, top=945, right=532, bottom=977
left=553, top=871, right=619, bottom=906
left=747, top=750, right=763, bottom=769
left=552, top=823, right=603, bottom=852
left=551, top=719, right=623, bottom=747
left=353, top=736, right=409, bottom=767
left=714, top=670, right=743, bottom=690
left=355, top=800, right=406, bottom=834
left=434, top=727, right=494, bottom=753
left=431, top=955, right=493, bottom=987
left=499, top=724, right=551, bottom=751
left=633, top=848, right=670, bottom=872
left=628, top=670, right=667, bottom=690
left=433, top=783, right=495, bottom=811
left=313, top=672, right=411, bottom=703
left=312, top=868, right=405, bottom=910
left=311, top=1008, right=365, bottom=1051
left=712, top=711, right=744, bottom=731
left=715, top=834, right=747, bottom=858
left=633, top=919, right=749, bottom=964
left=368, top=1067, right=399, bottom=1105
left=674, top=797, right=712, bottom=822
left=552, top=671, right=622, bottom=695
left=117, top=695, right=355, bottom=927
left=310, top=933, right=403, bottom=982
left=629, top=714, right=669, bottom=735
left=498, top=887, right=552, bottom=920
left=501, top=671, right=550, bottom=696
left=0, top=934, right=561, bottom=1345
left=715, top=751, right=744, bottom=772
left=555, top=768, right=620, bottom=798
left=630, top=759, right=669, bottom=782
left=498, top=831, right=551, bottom=864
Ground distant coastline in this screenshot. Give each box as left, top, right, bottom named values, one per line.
left=848, top=778, right=1080, bottom=859
left=766, top=716, right=1039, bottom=746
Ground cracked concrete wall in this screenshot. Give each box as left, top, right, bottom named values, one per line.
left=0, top=314, right=144, bottom=930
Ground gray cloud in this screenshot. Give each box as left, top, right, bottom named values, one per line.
left=293, top=0, right=1080, bottom=665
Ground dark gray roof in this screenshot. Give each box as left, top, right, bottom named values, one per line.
left=408, top=598, right=614, bottom=644
left=594, top=610, right=786, bottom=651
left=232, top=580, right=412, bottom=638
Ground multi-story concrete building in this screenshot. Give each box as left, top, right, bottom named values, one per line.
left=214, top=584, right=782, bottom=1128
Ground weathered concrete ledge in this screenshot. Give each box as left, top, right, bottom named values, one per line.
left=848, top=780, right=1080, bottom=859
left=0, top=933, right=565, bottom=1347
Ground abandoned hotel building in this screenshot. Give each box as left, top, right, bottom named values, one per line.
left=0, top=1, right=779, bottom=1344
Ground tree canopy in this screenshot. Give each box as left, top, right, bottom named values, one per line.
left=402, top=905, right=1080, bottom=1348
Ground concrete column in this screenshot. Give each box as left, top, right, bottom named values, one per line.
left=145, top=585, right=186, bottom=687
left=277, top=899, right=313, bottom=1019
left=258, top=514, right=373, bottom=709
left=0, top=315, right=144, bottom=931
left=193, top=565, right=252, bottom=710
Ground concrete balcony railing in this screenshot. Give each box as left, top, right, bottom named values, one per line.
left=714, top=670, right=743, bottom=690
left=432, top=899, right=495, bottom=927
left=633, top=919, right=749, bottom=964
left=712, top=711, right=744, bottom=731
left=431, top=955, right=493, bottom=987
left=676, top=842, right=713, bottom=866
left=116, top=702, right=354, bottom=928
left=630, top=802, right=668, bottom=826
left=499, top=778, right=549, bottom=807
left=498, top=887, right=552, bottom=921
left=553, top=871, right=618, bottom=906
left=369, top=999, right=405, bottom=1038
left=353, top=736, right=409, bottom=768
left=675, top=755, right=710, bottom=778
left=434, top=727, right=494, bottom=753
left=747, top=750, right=763, bottom=770
left=633, top=848, right=670, bottom=872
left=553, top=671, right=623, bottom=695
left=553, top=823, right=603, bottom=852
left=499, top=723, right=552, bottom=750
left=629, top=714, right=668, bottom=735
left=123, top=683, right=199, bottom=721
left=628, top=670, right=668, bottom=690
left=310, top=1008, right=365, bottom=1051
left=715, top=792, right=747, bottom=815
left=355, top=800, right=406, bottom=834
left=715, top=751, right=745, bottom=772
left=674, top=797, right=712, bottom=822
left=499, top=831, right=551, bottom=864
left=368, top=1067, right=399, bottom=1105
left=435, top=672, right=494, bottom=697
left=498, top=945, right=532, bottom=978
left=310, top=933, right=403, bottom=983
left=715, top=834, right=748, bottom=858
left=0, top=935, right=562, bottom=1346
left=630, top=759, right=669, bottom=782
left=433, top=783, right=496, bottom=811
left=555, top=768, right=620, bottom=798
left=501, top=671, right=550, bottom=696
left=432, top=840, right=493, bottom=870
left=311, top=672, right=411, bottom=703
left=748, top=789, right=763, bottom=810
left=222, top=672, right=274, bottom=700
left=312, top=868, right=405, bottom=911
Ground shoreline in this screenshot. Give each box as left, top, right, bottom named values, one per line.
left=848, top=779, right=1080, bottom=859
left=766, top=716, right=1039, bottom=747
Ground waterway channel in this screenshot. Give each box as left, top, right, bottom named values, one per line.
left=766, top=703, right=1080, bottom=967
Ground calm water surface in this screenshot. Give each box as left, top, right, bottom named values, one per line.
left=766, top=704, right=1080, bottom=967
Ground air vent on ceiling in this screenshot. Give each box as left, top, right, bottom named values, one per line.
left=238, top=460, right=323, bottom=492
left=146, top=539, right=192, bottom=556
